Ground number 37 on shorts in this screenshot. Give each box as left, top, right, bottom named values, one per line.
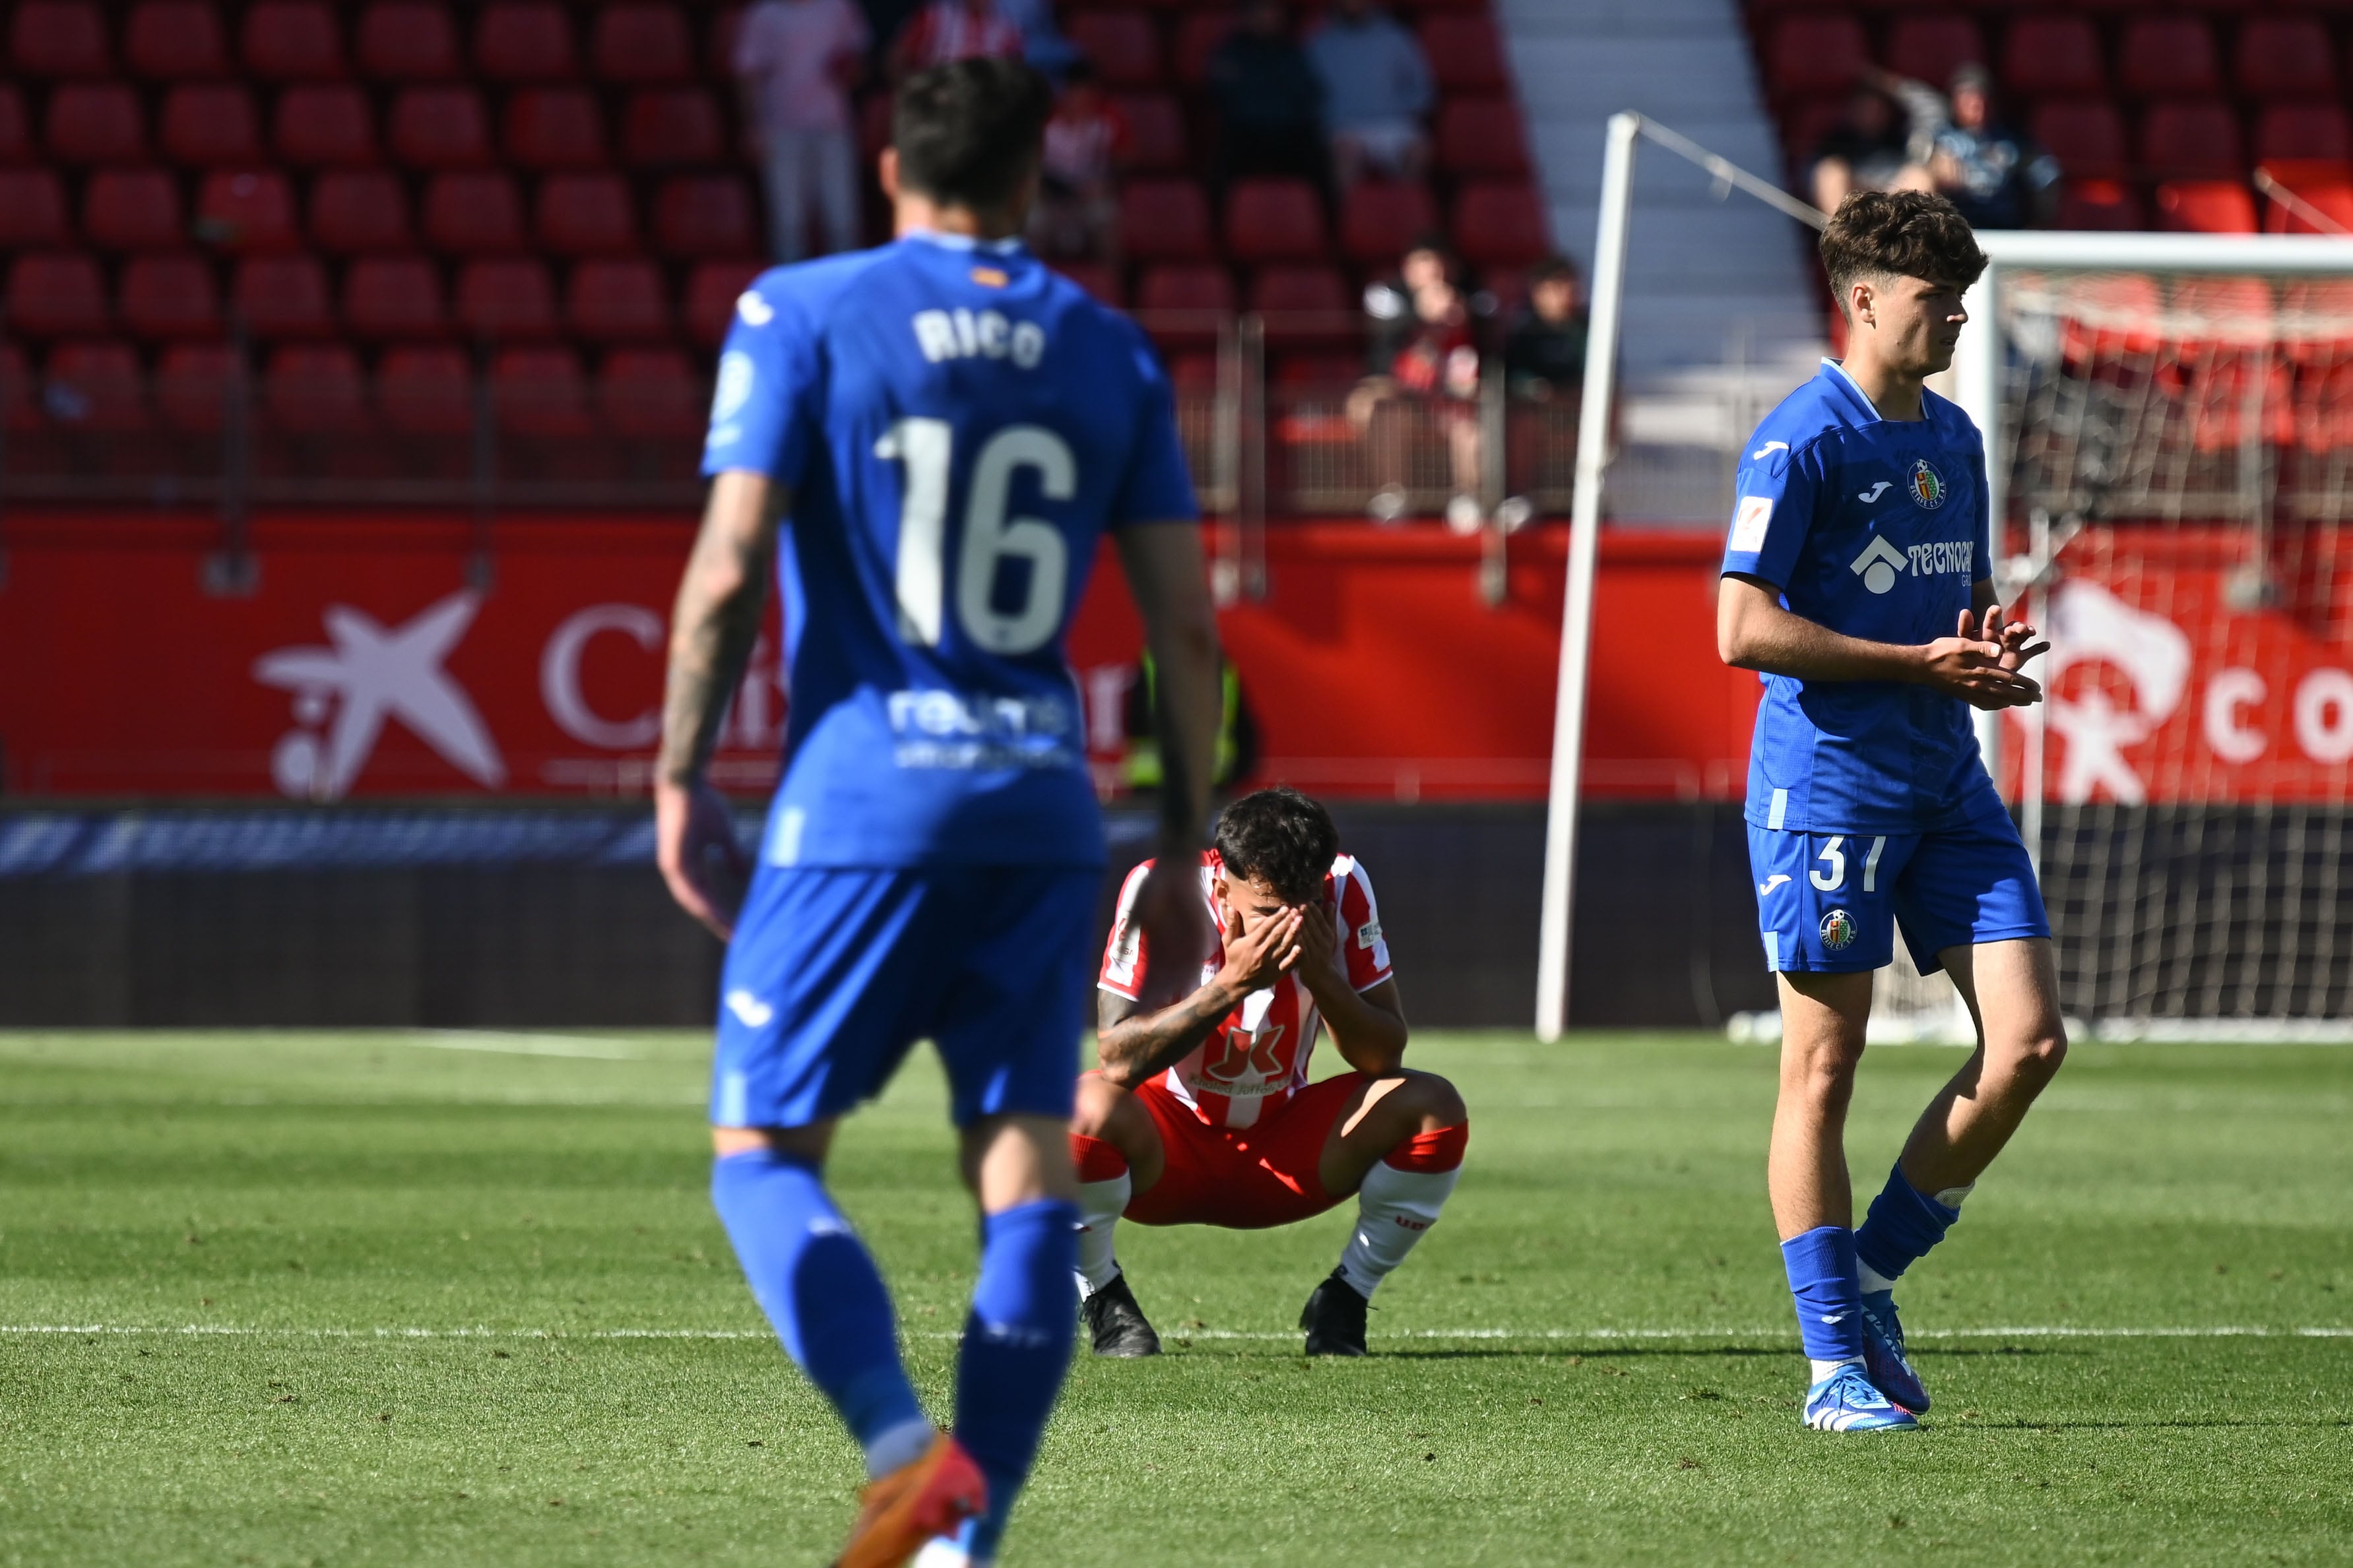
left=1745, top=815, right=2049, bottom=976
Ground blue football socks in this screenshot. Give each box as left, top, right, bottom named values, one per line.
left=1781, top=1224, right=1867, bottom=1379
left=1855, top=1163, right=1966, bottom=1291
left=951, top=1199, right=1080, bottom=1561
left=710, top=1150, right=932, bottom=1479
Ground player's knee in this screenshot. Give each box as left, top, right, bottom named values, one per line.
left=2000, top=1024, right=2069, bottom=1084
left=1070, top=1074, right=1126, bottom=1139
left=1400, top=1071, right=1467, bottom=1130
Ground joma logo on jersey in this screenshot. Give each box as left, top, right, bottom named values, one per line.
left=1849, top=535, right=1973, bottom=594
left=911, top=309, right=1047, bottom=368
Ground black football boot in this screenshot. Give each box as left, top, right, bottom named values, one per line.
left=1299, top=1268, right=1370, bottom=1357
left=1082, top=1270, right=1162, bottom=1357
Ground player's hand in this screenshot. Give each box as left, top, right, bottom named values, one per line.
left=1970, top=602, right=2051, bottom=673
left=1920, top=611, right=2043, bottom=710
left=1213, top=902, right=1303, bottom=998
left=655, top=778, right=750, bottom=941
left=1130, top=844, right=1218, bottom=1009
left=1291, top=900, right=1351, bottom=1000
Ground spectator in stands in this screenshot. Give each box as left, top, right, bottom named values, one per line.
left=1902, top=63, right=2060, bottom=230
left=1306, top=0, right=1435, bottom=187
left=889, top=0, right=1025, bottom=82
left=1029, top=59, right=1128, bottom=263
left=734, top=0, right=872, bottom=263
left=1503, top=255, right=1587, bottom=400
left=1808, top=84, right=1931, bottom=216
left=1353, top=239, right=1485, bottom=530
left=1207, top=0, right=1330, bottom=196
left=995, top=0, right=1080, bottom=80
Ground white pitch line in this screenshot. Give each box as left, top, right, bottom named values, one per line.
left=1, top=1323, right=2346, bottom=1343
left=399, top=1031, right=645, bottom=1061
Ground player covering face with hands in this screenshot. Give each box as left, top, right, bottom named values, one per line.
left=1718, top=190, right=2066, bottom=1433
left=1071, top=786, right=1469, bottom=1359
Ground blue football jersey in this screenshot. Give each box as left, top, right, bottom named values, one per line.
left=703, top=232, right=1198, bottom=869
left=1720, top=359, right=2001, bottom=834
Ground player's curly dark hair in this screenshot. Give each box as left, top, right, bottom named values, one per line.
left=1214, top=786, right=1340, bottom=905
left=892, top=58, right=1054, bottom=212
left=1819, top=190, right=1987, bottom=312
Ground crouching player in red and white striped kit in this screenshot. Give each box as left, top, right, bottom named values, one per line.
left=1070, top=786, right=1469, bottom=1356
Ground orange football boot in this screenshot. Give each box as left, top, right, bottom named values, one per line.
left=832, top=1431, right=988, bottom=1568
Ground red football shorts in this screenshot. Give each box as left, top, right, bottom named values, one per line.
left=1120, top=1072, right=1370, bottom=1230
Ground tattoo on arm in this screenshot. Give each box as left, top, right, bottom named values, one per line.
left=658, top=480, right=781, bottom=787
left=1095, top=983, right=1235, bottom=1088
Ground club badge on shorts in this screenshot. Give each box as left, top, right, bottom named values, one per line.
left=1820, top=908, right=1857, bottom=952
left=1908, top=458, right=1947, bottom=510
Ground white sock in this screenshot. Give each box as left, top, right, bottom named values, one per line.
left=1335, top=1161, right=1460, bottom=1298
left=1809, top=1356, right=1864, bottom=1386
left=1857, top=1260, right=1897, bottom=1294
left=1935, top=1182, right=1975, bottom=1210
left=864, top=1417, right=936, bottom=1480
left=1074, top=1174, right=1128, bottom=1297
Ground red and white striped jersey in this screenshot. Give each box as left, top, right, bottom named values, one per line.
left=896, top=1, right=1025, bottom=70
left=1099, top=850, right=1394, bottom=1129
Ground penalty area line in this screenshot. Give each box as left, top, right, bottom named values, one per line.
left=1, top=1323, right=2346, bottom=1342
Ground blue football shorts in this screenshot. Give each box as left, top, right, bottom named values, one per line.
left=710, top=863, right=1100, bottom=1130
left=1746, top=807, right=2050, bottom=976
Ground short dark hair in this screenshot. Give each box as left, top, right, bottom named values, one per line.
left=1213, top=786, right=1339, bottom=905
left=1818, top=190, right=1987, bottom=312
left=1529, top=254, right=1580, bottom=286
left=892, top=58, right=1054, bottom=211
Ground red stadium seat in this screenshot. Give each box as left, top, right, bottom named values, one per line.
left=10, top=2, right=112, bottom=78
left=156, top=340, right=238, bottom=431
left=264, top=344, right=370, bottom=431
left=0, top=170, right=71, bottom=248
left=1173, top=11, right=1235, bottom=88
left=1452, top=183, right=1550, bottom=267
left=84, top=168, right=184, bottom=249
left=194, top=169, right=298, bottom=250
left=46, top=84, right=148, bottom=164
left=0, top=86, right=28, bottom=162
left=707, top=5, right=744, bottom=75
left=343, top=254, right=446, bottom=338
left=600, top=348, right=701, bottom=436
left=1224, top=178, right=1326, bottom=262
left=5, top=252, right=110, bottom=336
left=1251, top=263, right=1351, bottom=344
left=1068, top=12, right=1161, bottom=86
left=683, top=259, right=763, bottom=345
left=0, top=343, right=40, bottom=431
left=160, top=84, right=261, bottom=165
left=275, top=85, right=377, bottom=166
left=2263, top=168, right=2353, bottom=236
left=1120, top=178, right=1213, bottom=261
left=356, top=2, right=460, bottom=81
left=2001, top=16, right=2103, bottom=100
left=591, top=5, right=693, bottom=84
left=2257, top=106, right=2352, bottom=167
left=568, top=258, right=671, bottom=342
left=2054, top=179, right=2144, bottom=232
left=1137, top=263, right=1235, bottom=312
left=119, top=252, right=221, bottom=338
left=1435, top=98, right=1529, bottom=178
left=1883, top=14, right=1982, bottom=87
left=422, top=172, right=527, bottom=253
left=1163, top=350, right=1217, bottom=389
left=390, top=87, right=491, bottom=168
left=2156, top=180, right=2257, bottom=235
left=230, top=252, right=333, bottom=336
left=377, top=345, right=472, bottom=431
left=125, top=2, right=229, bottom=80
left=1052, top=262, right=1124, bottom=304
left=652, top=175, right=759, bottom=257
left=505, top=88, right=608, bottom=170
left=2030, top=100, right=2127, bottom=183
left=1341, top=181, right=1436, bottom=264
left=2237, top=18, right=2335, bottom=100
left=536, top=173, right=640, bottom=255
left=311, top=170, right=413, bottom=252
left=242, top=1, right=344, bottom=80
left=622, top=88, right=723, bottom=168
left=474, top=1, right=577, bottom=81
left=492, top=346, right=592, bottom=433
left=456, top=257, right=558, bottom=340
left=2141, top=102, right=2245, bottom=183
left=46, top=340, right=149, bottom=428
left=2119, top=18, right=2219, bottom=99
left=1114, top=92, right=1186, bottom=172
left=1419, top=15, right=1506, bottom=93
left=1763, top=15, right=1865, bottom=100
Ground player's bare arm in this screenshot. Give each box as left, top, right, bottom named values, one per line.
left=1291, top=902, right=1409, bottom=1076
left=654, top=468, right=783, bottom=939
left=1718, top=572, right=2042, bottom=710
left=1095, top=903, right=1303, bottom=1088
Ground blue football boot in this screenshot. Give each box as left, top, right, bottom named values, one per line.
left=1859, top=1289, right=1931, bottom=1412
left=1802, top=1363, right=1918, bottom=1431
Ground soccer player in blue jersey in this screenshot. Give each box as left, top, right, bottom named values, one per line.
left=1718, top=191, right=2068, bottom=1433
left=653, top=59, right=1223, bottom=1565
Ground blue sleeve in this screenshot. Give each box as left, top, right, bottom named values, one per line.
left=1111, top=337, right=1199, bottom=526
left=1722, top=435, right=1821, bottom=590
left=700, top=278, right=822, bottom=485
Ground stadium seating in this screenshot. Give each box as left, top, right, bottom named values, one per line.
left=344, top=255, right=446, bottom=339
left=506, top=88, right=607, bottom=170
left=195, top=170, right=299, bottom=251
left=0, top=169, right=69, bottom=249
left=265, top=344, right=371, bottom=433
left=46, top=339, right=148, bottom=427
left=311, top=172, right=414, bottom=253
left=1224, top=179, right=1328, bottom=264
left=84, top=168, right=183, bottom=250
left=233, top=253, right=335, bottom=338
left=357, top=3, right=462, bottom=82
left=275, top=86, right=379, bottom=167
left=46, top=84, right=146, bottom=163
left=242, top=2, right=344, bottom=81
left=125, top=2, right=230, bottom=81
left=475, top=2, right=579, bottom=82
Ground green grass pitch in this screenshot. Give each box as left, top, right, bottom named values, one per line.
left=1, top=1029, right=2348, bottom=1566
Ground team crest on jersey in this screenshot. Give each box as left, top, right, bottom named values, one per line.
left=1908, top=459, right=1948, bottom=510
left=1819, top=908, right=1857, bottom=952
